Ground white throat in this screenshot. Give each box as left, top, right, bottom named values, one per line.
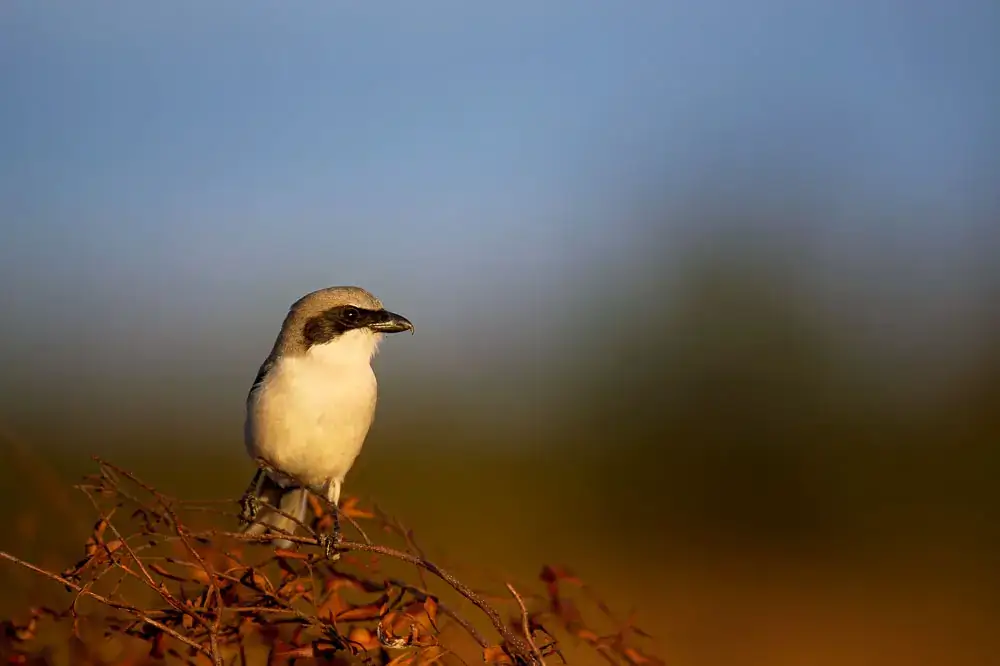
left=306, top=328, right=383, bottom=366
left=246, top=327, right=382, bottom=490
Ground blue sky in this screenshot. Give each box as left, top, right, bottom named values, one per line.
left=0, top=1, right=997, bottom=420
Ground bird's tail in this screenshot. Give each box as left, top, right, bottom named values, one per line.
left=242, top=475, right=309, bottom=550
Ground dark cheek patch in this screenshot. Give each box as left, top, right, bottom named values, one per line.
left=302, top=306, right=383, bottom=349
left=302, top=315, right=343, bottom=347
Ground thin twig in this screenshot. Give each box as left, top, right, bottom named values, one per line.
left=210, top=529, right=535, bottom=660
left=386, top=578, right=489, bottom=649
left=0, top=458, right=665, bottom=666
left=375, top=504, right=429, bottom=589
left=207, top=459, right=535, bottom=659
left=0, top=550, right=213, bottom=659
left=94, top=458, right=225, bottom=666
left=507, top=583, right=546, bottom=666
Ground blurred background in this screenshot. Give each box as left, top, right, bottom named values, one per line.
left=1, top=2, right=998, bottom=664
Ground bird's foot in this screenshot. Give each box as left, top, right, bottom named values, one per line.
left=238, top=493, right=260, bottom=525
left=238, top=467, right=266, bottom=526
left=318, top=531, right=342, bottom=561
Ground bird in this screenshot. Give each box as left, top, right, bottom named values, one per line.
left=238, top=285, right=413, bottom=555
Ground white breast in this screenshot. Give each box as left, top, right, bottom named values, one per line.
left=245, top=330, right=382, bottom=488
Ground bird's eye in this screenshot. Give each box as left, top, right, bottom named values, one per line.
left=343, top=307, right=360, bottom=321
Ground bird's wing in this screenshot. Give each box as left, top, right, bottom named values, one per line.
left=247, top=353, right=278, bottom=402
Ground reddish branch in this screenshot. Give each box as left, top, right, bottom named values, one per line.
left=0, top=457, right=664, bottom=666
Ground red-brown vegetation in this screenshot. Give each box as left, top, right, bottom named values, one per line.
left=1, top=458, right=663, bottom=666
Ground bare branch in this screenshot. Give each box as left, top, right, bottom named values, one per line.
left=0, top=458, right=664, bottom=666
left=0, top=550, right=212, bottom=659
left=507, top=583, right=546, bottom=666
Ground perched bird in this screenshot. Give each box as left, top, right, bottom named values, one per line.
left=239, top=286, right=413, bottom=553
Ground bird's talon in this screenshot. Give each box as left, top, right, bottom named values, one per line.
left=318, top=533, right=342, bottom=561
left=238, top=494, right=260, bottom=525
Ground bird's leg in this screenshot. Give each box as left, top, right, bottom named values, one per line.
left=317, top=478, right=343, bottom=561
left=238, top=468, right=265, bottom=525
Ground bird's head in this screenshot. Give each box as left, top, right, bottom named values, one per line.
left=278, top=286, right=413, bottom=361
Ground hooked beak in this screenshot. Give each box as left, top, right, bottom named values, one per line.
left=368, top=309, right=414, bottom=334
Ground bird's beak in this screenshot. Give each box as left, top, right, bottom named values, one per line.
left=368, top=309, right=414, bottom=334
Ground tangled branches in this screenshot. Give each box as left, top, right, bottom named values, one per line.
left=0, top=457, right=663, bottom=666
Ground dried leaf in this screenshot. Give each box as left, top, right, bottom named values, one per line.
left=306, top=494, right=327, bottom=518
left=0, top=459, right=668, bottom=666
left=149, top=631, right=167, bottom=659
left=239, top=567, right=275, bottom=595
left=347, top=626, right=381, bottom=651
left=273, top=644, right=316, bottom=660
left=93, top=517, right=109, bottom=542
left=324, top=571, right=373, bottom=594
left=7, top=617, right=37, bottom=642
left=483, top=645, right=514, bottom=665
left=290, top=624, right=308, bottom=647
left=378, top=612, right=420, bottom=649
left=340, top=496, right=375, bottom=519
left=318, top=590, right=349, bottom=620
left=630, top=624, right=654, bottom=639
left=539, top=565, right=582, bottom=586
left=189, top=566, right=210, bottom=585
left=335, top=597, right=387, bottom=622
left=623, top=646, right=665, bottom=665
left=423, top=596, right=439, bottom=631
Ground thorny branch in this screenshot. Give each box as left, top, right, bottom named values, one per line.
left=0, top=457, right=664, bottom=666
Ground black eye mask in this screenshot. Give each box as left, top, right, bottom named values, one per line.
left=302, top=306, right=413, bottom=348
